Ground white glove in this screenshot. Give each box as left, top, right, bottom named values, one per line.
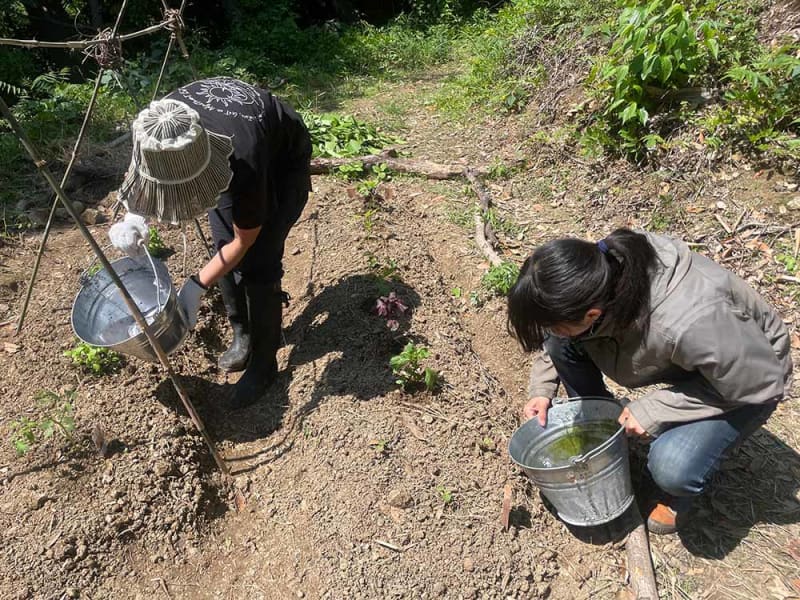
left=109, top=213, right=149, bottom=257
left=177, top=276, right=207, bottom=330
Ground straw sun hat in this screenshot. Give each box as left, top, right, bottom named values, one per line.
left=119, top=99, right=234, bottom=224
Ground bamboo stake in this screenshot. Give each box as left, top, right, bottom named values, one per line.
left=16, top=70, right=105, bottom=334
left=0, top=95, right=229, bottom=476
left=16, top=0, right=132, bottom=335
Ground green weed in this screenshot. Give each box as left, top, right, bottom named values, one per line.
left=390, top=342, right=439, bottom=392
left=436, top=484, right=455, bottom=505
left=481, top=261, right=520, bottom=297
left=147, top=227, right=168, bottom=258
left=302, top=113, right=399, bottom=159
left=64, top=342, right=122, bottom=375
left=11, top=390, right=77, bottom=456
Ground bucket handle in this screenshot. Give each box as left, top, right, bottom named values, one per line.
left=79, top=245, right=165, bottom=313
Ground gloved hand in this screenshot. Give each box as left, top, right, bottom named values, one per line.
left=109, top=213, right=149, bottom=257
left=177, top=276, right=207, bottom=329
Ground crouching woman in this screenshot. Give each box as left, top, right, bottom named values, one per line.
left=506, top=228, right=793, bottom=534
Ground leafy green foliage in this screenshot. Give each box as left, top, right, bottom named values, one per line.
left=146, top=227, right=168, bottom=258
left=700, top=44, right=800, bottom=162
left=586, top=0, right=720, bottom=158
left=356, top=163, right=393, bottom=198
left=390, top=342, right=439, bottom=392
left=776, top=252, right=798, bottom=274
left=436, top=484, right=455, bottom=504
left=302, top=113, right=399, bottom=158
left=481, top=261, right=520, bottom=297
left=64, top=342, right=122, bottom=375
left=11, top=390, right=77, bottom=456
left=337, top=161, right=366, bottom=181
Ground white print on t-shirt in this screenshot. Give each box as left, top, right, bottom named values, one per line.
left=178, top=77, right=265, bottom=121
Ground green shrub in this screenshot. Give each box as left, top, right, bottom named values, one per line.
left=586, top=0, right=721, bottom=158
left=390, top=342, right=439, bottom=392
left=64, top=342, right=122, bottom=375
left=481, top=261, right=520, bottom=297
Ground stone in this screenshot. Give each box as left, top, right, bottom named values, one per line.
left=81, top=208, right=106, bottom=225
left=386, top=489, right=413, bottom=509
left=463, top=557, right=475, bottom=572
left=787, top=197, right=800, bottom=211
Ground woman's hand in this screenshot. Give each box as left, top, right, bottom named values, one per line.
left=522, top=396, right=551, bottom=427
left=618, top=406, right=648, bottom=437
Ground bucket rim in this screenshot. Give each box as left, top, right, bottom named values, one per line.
left=509, top=396, right=625, bottom=473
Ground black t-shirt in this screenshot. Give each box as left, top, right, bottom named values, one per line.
left=167, top=77, right=311, bottom=229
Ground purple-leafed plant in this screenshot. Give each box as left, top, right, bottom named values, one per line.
left=375, top=292, right=408, bottom=331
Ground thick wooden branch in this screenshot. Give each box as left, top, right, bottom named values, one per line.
left=464, top=167, right=503, bottom=267
left=626, top=505, right=659, bottom=600
left=309, top=150, right=475, bottom=180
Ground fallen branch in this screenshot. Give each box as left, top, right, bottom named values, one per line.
left=309, top=149, right=473, bottom=180
left=464, top=167, right=503, bottom=267
left=626, top=505, right=659, bottom=600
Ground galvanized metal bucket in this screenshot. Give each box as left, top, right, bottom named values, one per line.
left=71, top=255, right=189, bottom=363
left=509, top=397, right=633, bottom=526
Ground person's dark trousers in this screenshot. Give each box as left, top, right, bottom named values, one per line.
left=543, top=334, right=612, bottom=398
left=208, top=183, right=310, bottom=407
left=544, top=333, right=778, bottom=500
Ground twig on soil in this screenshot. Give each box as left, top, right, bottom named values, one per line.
left=777, top=275, right=800, bottom=284
left=500, top=484, right=512, bottom=531
left=715, top=213, right=733, bottom=234
left=373, top=539, right=404, bottom=552
left=152, top=577, right=171, bottom=599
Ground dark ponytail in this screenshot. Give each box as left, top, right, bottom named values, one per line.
left=507, top=228, right=657, bottom=352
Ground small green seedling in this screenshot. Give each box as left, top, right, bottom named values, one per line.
left=366, top=253, right=401, bottom=282
left=478, top=437, right=497, bottom=452
left=87, top=264, right=102, bottom=277
left=436, top=484, right=454, bottom=505
left=481, top=261, right=520, bottom=297
left=11, top=390, right=77, bottom=456
left=337, top=161, right=366, bottom=181
left=776, top=253, right=797, bottom=274
left=361, top=208, right=378, bottom=234
left=147, top=227, right=168, bottom=257
left=355, top=164, right=392, bottom=199
left=64, top=341, right=121, bottom=375
left=370, top=439, right=390, bottom=456
left=390, top=342, right=439, bottom=392
left=451, top=286, right=462, bottom=298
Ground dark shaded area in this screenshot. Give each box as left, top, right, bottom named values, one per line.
left=154, top=274, right=423, bottom=472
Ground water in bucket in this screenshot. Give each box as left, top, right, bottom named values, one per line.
left=525, top=421, right=619, bottom=468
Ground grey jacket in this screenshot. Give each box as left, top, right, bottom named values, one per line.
left=528, top=232, right=794, bottom=435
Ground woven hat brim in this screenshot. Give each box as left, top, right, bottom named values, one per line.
left=119, top=131, right=234, bottom=224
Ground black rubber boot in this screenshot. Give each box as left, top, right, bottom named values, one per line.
left=217, top=274, right=251, bottom=372
left=230, top=283, right=284, bottom=410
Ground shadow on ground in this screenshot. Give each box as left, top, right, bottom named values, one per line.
left=154, top=274, right=423, bottom=472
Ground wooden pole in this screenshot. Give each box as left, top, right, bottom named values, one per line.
left=0, top=95, right=229, bottom=476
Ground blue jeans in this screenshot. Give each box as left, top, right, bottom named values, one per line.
left=545, top=335, right=778, bottom=498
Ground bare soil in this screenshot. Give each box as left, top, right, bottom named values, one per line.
left=1, top=67, right=799, bottom=600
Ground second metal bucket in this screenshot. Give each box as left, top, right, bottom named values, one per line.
left=71, top=256, right=189, bottom=363
left=509, top=397, right=633, bottom=526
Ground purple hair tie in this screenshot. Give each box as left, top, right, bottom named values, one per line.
left=597, top=239, right=609, bottom=254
